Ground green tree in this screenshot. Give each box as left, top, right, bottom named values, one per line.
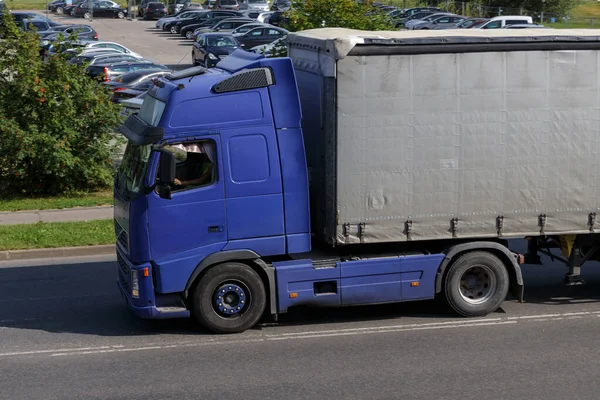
left=285, top=0, right=396, bottom=32
left=0, top=15, right=124, bottom=196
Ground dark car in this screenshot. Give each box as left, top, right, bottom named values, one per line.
left=39, top=24, right=98, bottom=40
left=87, top=60, right=168, bottom=81
left=186, top=16, right=251, bottom=39
left=213, top=0, right=240, bottom=10
left=171, top=10, right=239, bottom=33
left=74, top=1, right=127, bottom=19
left=233, top=25, right=286, bottom=49
left=11, top=12, right=62, bottom=26
left=192, top=32, right=239, bottom=67
left=66, top=1, right=86, bottom=16
left=19, top=19, right=54, bottom=32
left=70, top=52, right=150, bottom=65
left=181, top=15, right=232, bottom=38
left=102, top=69, right=171, bottom=102
left=139, top=2, right=166, bottom=19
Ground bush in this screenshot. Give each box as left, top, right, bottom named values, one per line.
left=0, top=15, right=124, bottom=196
left=285, top=0, right=396, bottom=32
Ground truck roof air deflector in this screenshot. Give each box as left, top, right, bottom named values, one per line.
left=165, top=66, right=207, bottom=81
left=212, top=67, right=275, bottom=94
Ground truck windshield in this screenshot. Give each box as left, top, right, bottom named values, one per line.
left=117, top=142, right=152, bottom=200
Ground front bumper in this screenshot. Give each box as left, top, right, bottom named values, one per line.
left=116, top=248, right=190, bottom=320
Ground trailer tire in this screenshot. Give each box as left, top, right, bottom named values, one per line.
left=444, top=251, right=509, bottom=317
left=191, top=262, right=266, bottom=334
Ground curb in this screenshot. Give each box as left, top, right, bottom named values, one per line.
left=0, top=244, right=116, bottom=261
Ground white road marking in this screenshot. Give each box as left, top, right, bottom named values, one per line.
left=2, top=309, right=600, bottom=359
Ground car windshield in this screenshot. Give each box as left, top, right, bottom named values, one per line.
left=232, top=24, right=259, bottom=33
left=206, top=36, right=237, bottom=46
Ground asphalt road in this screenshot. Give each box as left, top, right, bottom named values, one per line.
left=2, top=247, right=600, bottom=400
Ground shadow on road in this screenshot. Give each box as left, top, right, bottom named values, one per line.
left=1, top=256, right=600, bottom=337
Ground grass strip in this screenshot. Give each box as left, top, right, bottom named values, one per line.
left=0, top=191, right=113, bottom=212
left=0, top=220, right=114, bottom=250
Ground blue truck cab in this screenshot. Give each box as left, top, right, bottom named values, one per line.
left=114, top=45, right=525, bottom=333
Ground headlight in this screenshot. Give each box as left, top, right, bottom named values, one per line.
left=208, top=53, right=218, bottom=60
left=43, top=40, right=49, bottom=45
left=131, top=270, right=139, bottom=298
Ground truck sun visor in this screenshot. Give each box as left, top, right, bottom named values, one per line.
left=119, top=114, right=165, bottom=146
left=212, top=67, right=275, bottom=94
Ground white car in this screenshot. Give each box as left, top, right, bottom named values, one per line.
left=82, top=41, right=143, bottom=59
left=244, top=0, right=269, bottom=12
left=256, top=11, right=274, bottom=23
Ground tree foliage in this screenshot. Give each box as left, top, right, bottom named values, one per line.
left=284, top=0, right=396, bottom=32
left=0, top=15, right=124, bottom=196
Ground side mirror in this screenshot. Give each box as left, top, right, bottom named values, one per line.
left=157, top=150, right=176, bottom=199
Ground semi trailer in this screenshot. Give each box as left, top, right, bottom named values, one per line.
left=115, top=28, right=600, bottom=333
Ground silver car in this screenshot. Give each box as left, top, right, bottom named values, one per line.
left=405, top=13, right=454, bottom=29
left=243, top=0, right=269, bottom=11
left=413, top=14, right=466, bottom=30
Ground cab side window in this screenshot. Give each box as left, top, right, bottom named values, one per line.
left=162, top=141, right=217, bottom=192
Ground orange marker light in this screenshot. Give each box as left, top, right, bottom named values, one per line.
left=142, top=267, right=149, bottom=277
left=410, top=282, right=419, bottom=287
left=289, top=292, right=298, bottom=298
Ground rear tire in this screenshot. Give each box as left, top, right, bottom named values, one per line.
left=170, top=25, right=177, bottom=34
left=444, top=251, right=509, bottom=317
left=56, top=6, right=64, bottom=14
left=191, top=262, right=266, bottom=334
left=185, top=30, right=194, bottom=39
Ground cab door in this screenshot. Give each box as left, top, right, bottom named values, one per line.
left=147, top=134, right=227, bottom=263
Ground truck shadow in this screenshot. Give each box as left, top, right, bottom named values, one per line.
left=0, top=259, right=599, bottom=337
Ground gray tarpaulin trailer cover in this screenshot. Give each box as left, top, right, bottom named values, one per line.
left=287, top=28, right=600, bottom=245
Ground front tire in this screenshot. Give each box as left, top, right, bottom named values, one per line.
left=117, top=11, right=125, bottom=18
left=192, top=263, right=266, bottom=334
left=56, top=6, right=64, bottom=14
left=84, top=12, right=91, bottom=19
left=444, top=251, right=509, bottom=317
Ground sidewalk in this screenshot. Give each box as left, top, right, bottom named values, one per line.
left=0, top=206, right=113, bottom=226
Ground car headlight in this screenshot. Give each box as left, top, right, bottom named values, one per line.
left=43, top=40, right=49, bottom=45
left=208, top=53, right=218, bottom=60
left=131, top=270, right=139, bottom=298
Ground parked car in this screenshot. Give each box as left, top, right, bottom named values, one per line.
left=200, top=0, right=217, bottom=9
left=229, top=21, right=268, bottom=35
left=103, top=70, right=171, bottom=102
left=270, top=0, right=290, bottom=11
left=77, top=40, right=143, bottom=58
left=477, top=15, right=533, bottom=29
left=405, top=13, right=455, bottom=29
left=66, top=1, right=85, bottom=16
left=439, top=17, right=489, bottom=29
left=240, top=0, right=268, bottom=12
left=212, top=0, right=240, bottom=10
left=39, top=24, right=98, bottom=41
left=47, top=0, right=68, bottom=13
left=189, top=17, right=252, bottom=39
left=502, top=23, right=547, bottom=29
left=11, top=12, right=62, bottom=26
left=392, top=7, right=442, bottom=23
left=262, top=10, right=287, bottom=26
left=156, top=9, right=201, bottom=29
left=19, top=18, right=55, bottom=33
left=412, top=14, right=465, bottom=30
left=233, top=25, right=287, bottom=49
left=181, top=15, right=232, bottom=38
left=249, top=35, right=285, bottom=56
left=139, top=2, right=166, bottom=19
left=161, top=10, right=205, bottom=29
left=395, top=10, right=437, bottom=28
left=73, top=1, right=127, bottom=19
left=182, top=2, right=204, bottom=11
left=87, top=60, right=168, bottom=81
left=173, top=11, right=239, bottom=34
left=192, top=32, right=239, bottom=67
left=70, top=51, right=151, bottom=66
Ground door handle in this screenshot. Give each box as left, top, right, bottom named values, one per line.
left=208, top=226, right=223, bottom=233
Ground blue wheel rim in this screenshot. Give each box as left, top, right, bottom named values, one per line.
left=213, top=282, right=249, bottom=317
